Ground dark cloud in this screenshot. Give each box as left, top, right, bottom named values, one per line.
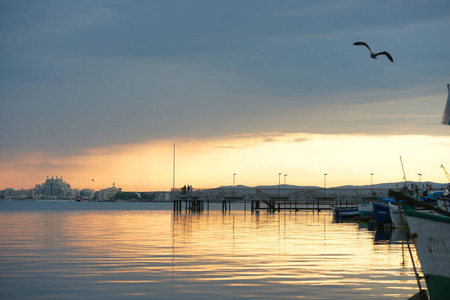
left=1, top=1, right=449, bottom=156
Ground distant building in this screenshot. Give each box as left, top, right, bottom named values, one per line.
left=3, top=188, right=16, bottom=199
left=2, top=188, right=31, bottom=199
left=80, top=189, right=94, bottom=200
left=98, top=183, right=122, bottom=201
left=3, top=177, right=123, bottom=200
left=33, top=176, right=72, bottom=199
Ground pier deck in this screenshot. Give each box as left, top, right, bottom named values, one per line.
left=171, top=187, right=384, bottom=213
left=173, top=197, right=372, bottom=213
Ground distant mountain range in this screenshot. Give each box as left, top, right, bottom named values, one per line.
left=216, top=181, right=449, bottom=190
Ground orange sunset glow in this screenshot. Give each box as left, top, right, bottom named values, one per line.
left=1, top=1, right=449, bottom=193
left=1, top=133, right=449, bottom=191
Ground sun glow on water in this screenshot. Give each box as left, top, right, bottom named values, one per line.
left=0, top=201, right=420, bottom=299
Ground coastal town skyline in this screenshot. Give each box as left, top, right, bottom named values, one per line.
left=3, top=168, right=449, bottom=195
left=1, top=1, right=449, bottom=191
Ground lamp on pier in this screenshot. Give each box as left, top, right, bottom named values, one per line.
left=233, top=173, right=237, bottom=197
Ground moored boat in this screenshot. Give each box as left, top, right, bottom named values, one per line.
left=373, top=202, right=391, bottom=226
left=331, top=205, right=359, bottom=219
left=357, top=202, right=373, bottom=217
left=404, top=204, right=450, bottom=299
left=388, top=202, right=406, bottom=228
left=389, top=189, right=450, bottom=300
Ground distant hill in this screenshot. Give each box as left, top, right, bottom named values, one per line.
left=339, top=182, right=448, bottom=189
left=216, top=182, right=448, bottom=190
left=216, top=184, right=320, bottom=190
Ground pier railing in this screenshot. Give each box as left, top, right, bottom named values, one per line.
left=168, top=187, right=389, bottom=203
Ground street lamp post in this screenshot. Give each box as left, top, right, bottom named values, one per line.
left=324, top=173, right=328, bottom=195
left=233, top=173, right=237, bottom=198
left=418, top=173, right=422, bottom=184
left=278, top=173, right=282, bottom=198
left=370, top=173, right=374, bottom=196
left=283, top=174, right=288, bottom=197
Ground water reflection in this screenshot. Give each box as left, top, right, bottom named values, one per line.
left=0, top=202, right=420, bottom=299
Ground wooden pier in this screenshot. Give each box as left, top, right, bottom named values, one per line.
left=173, top=197, right=370, bottom=213
left=173, top=195, right=204, bottom=212
left=171, top=187, right=383, bottom=213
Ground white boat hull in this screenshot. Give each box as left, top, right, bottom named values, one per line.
left=331, top=206, right=359, bottom=218
left=388, top=203, right=406, bottom=228
left=357, top=202, right=373, bottom=217
left=405, top=208, right=450, bottom=299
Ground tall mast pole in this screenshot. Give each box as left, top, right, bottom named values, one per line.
left=400, top=155, right=407, bottom=186
left=173, top=144, right=176, bottom=192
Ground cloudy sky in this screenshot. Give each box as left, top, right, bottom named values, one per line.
left=1, top=1, right=450, bottom=191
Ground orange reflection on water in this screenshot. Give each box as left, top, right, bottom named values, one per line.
left=0, top=204, right=420, bottom=299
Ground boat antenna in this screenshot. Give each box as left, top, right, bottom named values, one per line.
left=400, top=155, right=408, bottom=187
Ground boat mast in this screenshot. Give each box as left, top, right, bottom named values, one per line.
left=400, top=155, right=408, bottom=187
left=173, top=144, right=176, bottom=193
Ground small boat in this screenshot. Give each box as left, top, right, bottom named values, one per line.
left=331, top=205, right=359, bottom=219
left=75, top=195, right=82, bottom=202
left=388, top=202, right=406, bottom=228
left=373, top=202, right=392, bottom=226
left=404, top=204, right=450, bottom=299
left=357, top=202, right=373, bottom=217
left=389, top=189, right=450, bottom=299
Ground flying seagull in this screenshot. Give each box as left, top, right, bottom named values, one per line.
left=353, top=41, right=393, bottom=63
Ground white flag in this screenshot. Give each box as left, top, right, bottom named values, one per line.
left=442, top=84, right=450, bottom=125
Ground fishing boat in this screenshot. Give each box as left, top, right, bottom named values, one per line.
left=331, top=205, right=359, bottom=219
left=373, top=202, right=392, bottom=226
left=357, top=202, right=373, bottom=217
left=388, top=202, right=406, bottom=228
left=404, top=204, right=450, bottom=299
left=389, top=189, right=450, bottom=300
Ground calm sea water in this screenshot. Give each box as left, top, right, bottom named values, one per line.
left=0, top=201, right=421, bottom=299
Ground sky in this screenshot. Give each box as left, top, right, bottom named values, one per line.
left=1, top=0, right=450, bottom=191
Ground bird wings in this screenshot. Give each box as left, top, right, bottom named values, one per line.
left=353, top=41, right=393, bottom=63
left=374, top=51, right=393, bottom=62
left=353, top=41, right=371, bottom=52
